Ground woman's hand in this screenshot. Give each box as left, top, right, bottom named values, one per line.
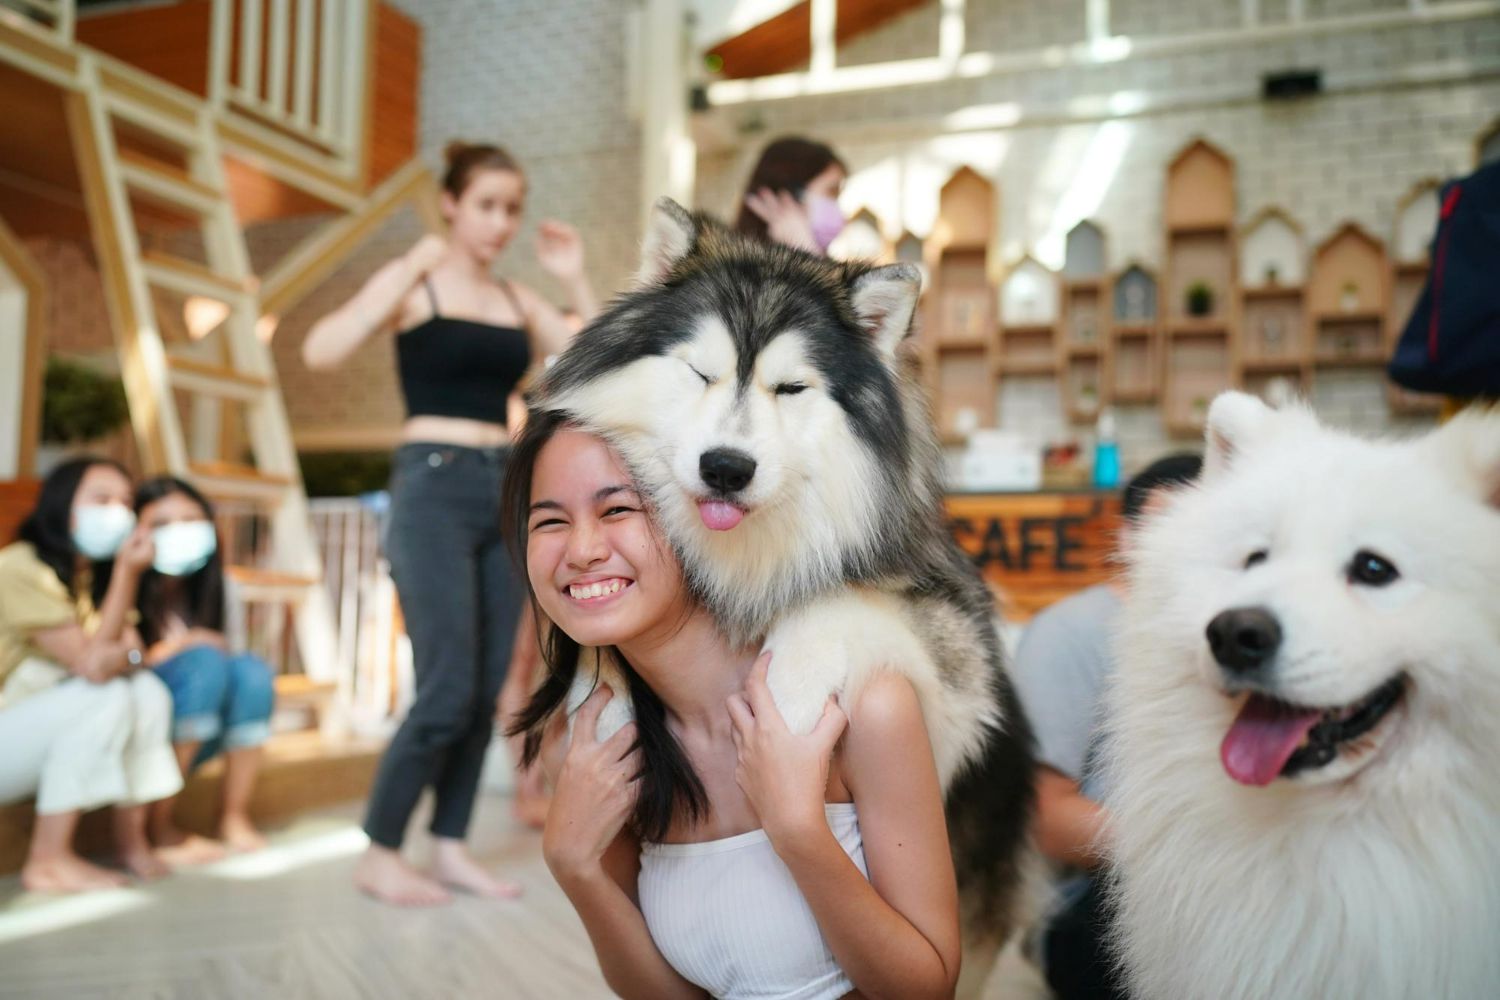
left=114, top=524, right=156, bottom=579
left=536, top=221, right=586, bottom=283
left=726, top=652, right=848, bottom=849
left=543, top=684, right=641, bottom=885
left=403, top=234, right=449, bottom=277
left=743, top=188, right=818, bottom=252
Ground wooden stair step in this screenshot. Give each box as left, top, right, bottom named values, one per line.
left=0, top=731, right=383, bottom=876
left=142, top=250, right=251, bottom=303
left=274, top=674, right=338, bottom=703
left=166, top=354, right=271, bottom=402
left=118, top=148, right=222, bottom=217
left=188, top=461, right=294, bottom=503
left=226, top=564, right=320, bottom=601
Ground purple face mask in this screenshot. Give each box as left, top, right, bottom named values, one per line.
left=805, top=194, right=846, bottom=253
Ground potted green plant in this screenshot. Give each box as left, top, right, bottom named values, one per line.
left=37, top=357, right=130, bottom=473
left=1186, top=281, right=1214, bottom=317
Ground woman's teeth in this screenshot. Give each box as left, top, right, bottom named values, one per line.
left=569, top=579, right=626, bottom=600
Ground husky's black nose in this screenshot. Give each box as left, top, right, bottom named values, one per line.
left=700, top=449, right=757, bottom=493
left=1207, top=607, right=1282, bottom=675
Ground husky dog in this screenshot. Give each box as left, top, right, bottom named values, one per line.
left=534, top=199, right=1036, bottom=987
left=1106, top=391, right=1500, bottom=1000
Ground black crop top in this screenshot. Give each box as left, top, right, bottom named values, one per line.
left=395, top=277, right=531, bottom=425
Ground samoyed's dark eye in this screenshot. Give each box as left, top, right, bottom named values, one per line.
left=685, top=363, right=714, bottom=386
left=1349, top=550, right=1399, bottom=587
left=774, top=382, right=808, bottom=396
left=1244, top=550, right=1268, bottom=570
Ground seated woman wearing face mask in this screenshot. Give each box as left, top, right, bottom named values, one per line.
left=134, top=477, right=275, bottom=859
left=0, top=457, right=183, bottom=893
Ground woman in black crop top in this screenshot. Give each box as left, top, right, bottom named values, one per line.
left=304, top=142, right=597, bottom=906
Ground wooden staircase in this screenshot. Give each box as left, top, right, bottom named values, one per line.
left=65, top=55, right=339, bottom=720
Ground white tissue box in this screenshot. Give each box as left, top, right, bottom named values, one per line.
left=958, top=449, right=1041, bottom=491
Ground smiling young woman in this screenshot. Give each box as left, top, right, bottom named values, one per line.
left=498, top=412, right=962, bottom=1000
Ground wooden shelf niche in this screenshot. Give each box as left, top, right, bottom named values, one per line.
left=1060, top=220, right=1109, bottom=422
left=1163, top=139, right=1238, bottom=435
left=1308, top=223, right=1389, bottom=369
left=1478, top=118, right=1500, bottom=168
left=1111, top=263, right=1160, bottom=403
left=1238, top=207, right=1309, bottom=401
left=998, top=255, right=1060, bottom=376
left=1388, top=181, right=1443, bottom=413
left=833, top=207, right=890, bottom=263
left=924, top=168, right=999, bottom=443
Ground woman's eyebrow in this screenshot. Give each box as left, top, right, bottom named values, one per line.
left=595, top=485, right=638, bottom=501
left=528, top=499, right=563, bottom=514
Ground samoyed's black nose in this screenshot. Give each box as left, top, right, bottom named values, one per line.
left=700, top=448, right=757, bottom=493
left=1207, top=607, right=1282, bottom=675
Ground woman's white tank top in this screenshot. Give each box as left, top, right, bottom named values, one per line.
left=639, top=802, right=867, bottom=1000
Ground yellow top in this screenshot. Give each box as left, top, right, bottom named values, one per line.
left=0, top=540, right=96, bottom=688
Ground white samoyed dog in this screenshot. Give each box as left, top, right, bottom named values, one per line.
left=1106, top=391, right=1500, bottom=1000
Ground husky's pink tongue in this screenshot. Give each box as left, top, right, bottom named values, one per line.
left=1220, top=694, right=1323, bottom=787
left=698, top=500, right=745, bottom=531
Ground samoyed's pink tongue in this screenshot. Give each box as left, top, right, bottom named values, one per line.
left=1220, top=694, right=1323, bottom=787
left=698, top=500, right=745, bottom=531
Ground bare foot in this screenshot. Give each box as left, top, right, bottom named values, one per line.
left=21, top=855, right=129, bottom=894
left=121, top=847, right=172, bottom=881
left=220, top=814, right=267, bottom=854
left=354, top=845, right=452, bottom=907
left=429, top=840, right=523, bottom=899
left=155, top=833, right=227, bottom=866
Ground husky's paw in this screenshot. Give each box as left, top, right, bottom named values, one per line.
left=565, top=660, right=635, bottom=742
left=761, top=620, right=853, bottom=736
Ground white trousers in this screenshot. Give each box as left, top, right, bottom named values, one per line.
left=0, top=670, right=184, bottom=815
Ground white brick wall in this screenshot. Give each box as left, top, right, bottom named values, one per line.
left=695, top=1, right=1500, bottom=468
left=262, top=0, right=643, bottom=442
left=257, top=0, right=1496, bottom=462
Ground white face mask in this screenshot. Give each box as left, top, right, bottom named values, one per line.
left=151, top=520, right=218, bottom=576
left=72, top=504, right=136, bottom=560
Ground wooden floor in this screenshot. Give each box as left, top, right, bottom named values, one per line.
left=0, top=789, right=1049, bottom=999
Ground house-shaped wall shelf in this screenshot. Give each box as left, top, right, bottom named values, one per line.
left=1060, top=220, right=1110, bottom=421
left=1110, top=263, right=1160, bottom=403
left=924, top=168, right=999, bottom=442
left=1238, top=207, right=1308, bottom=392
left=834, top=207, right=888, bottom=263
left=1389, top=182, right=1444, bottom=414
left=998, top=254, right=1059, bottom=375
left=1163, top=138, right=1238, bottom=434
left=1478, top=118, right=1500, bottom=167
left=1308, top=223, right=1389, bottom=368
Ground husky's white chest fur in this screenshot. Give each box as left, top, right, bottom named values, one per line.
left=1106, top=392, right=1500, bottom=1000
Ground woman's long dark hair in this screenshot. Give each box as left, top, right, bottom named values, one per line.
left=133, top=476, right=225, bottom=647
left=501, top=410, right=708, bottom=842
left=733, top=136, right=846, bottom=244
left=16, top=455, right=130, bottom=608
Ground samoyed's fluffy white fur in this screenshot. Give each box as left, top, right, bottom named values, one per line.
left=1105, top=392, right=1500, bottom=1000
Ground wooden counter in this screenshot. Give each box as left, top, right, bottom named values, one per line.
left=945, top=489, right=1123, bottom=621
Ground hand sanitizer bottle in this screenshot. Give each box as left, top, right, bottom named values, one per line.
left=1093, top=406, right=1120, bottom=489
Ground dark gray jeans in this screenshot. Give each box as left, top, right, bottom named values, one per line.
left=363, top=443, right=524, bottom=848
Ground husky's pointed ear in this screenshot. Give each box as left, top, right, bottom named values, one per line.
left=849, top=263, right=921, bottom=356
left=1203, top=391, right=1275, bottom=478
left=636, top=198, right=698, bottom=287
left=1427, top=404, right=1500, bottom=510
